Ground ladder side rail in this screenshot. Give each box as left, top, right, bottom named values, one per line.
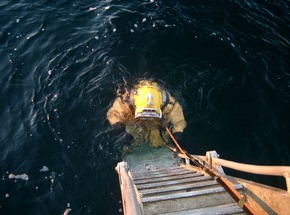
left=116, top=162, right=144, bottom=215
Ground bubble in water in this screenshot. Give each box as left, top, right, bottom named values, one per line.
left=134, top=24, right=138, bottom=28
left=95, top=36, right=99, bottom=40
left=52, top=94, right=58, bottom=100
left=130, top=29, right=134, bottom=33
left=142, top=18, right=147, bottom=23
left=16, top=19, right=20, bottom=23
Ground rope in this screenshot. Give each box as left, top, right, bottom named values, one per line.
left=164, top=126, right=258, bottom=215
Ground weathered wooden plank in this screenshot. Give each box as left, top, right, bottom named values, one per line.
left=136, top=175, right=212, bottom=190
left=134, top=172, right=203, bottom=185
left=160, top=203, right=245, bottom=215
left=131, top=167, right=193, bottom=179
left=143, top=191, right=238, bottom=215
left=131, top=169, right=195, bottom=181
left=142, top=186, right=226, bottom=203
left=140, top=180, right=218, bottom=196
left=141, top=184, right=244, bottom=203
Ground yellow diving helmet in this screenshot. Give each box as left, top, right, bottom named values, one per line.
left=133, top=81, right=165, bottom=119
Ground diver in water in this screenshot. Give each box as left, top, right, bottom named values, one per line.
left=107, top=80, right=186, bottom=147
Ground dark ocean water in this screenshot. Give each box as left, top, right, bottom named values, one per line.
left=0, top=0, right=289, bottom=214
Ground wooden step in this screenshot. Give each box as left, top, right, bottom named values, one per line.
left=140, top=180, right=218, bottom=196
left=134, top=172, right=203, bottom=185
left=132, top=169, right=195, bottom=181
left=142, top=185, right=242, bottom=203
left=160, top=203, right=245, bottom=215
left=143, top=191, right=240, bottom=215
left=136, top=175, right=212, bottom=190
left=142, top=184, right=243, bottom=203
left=131, top=166, right=193, bottom=179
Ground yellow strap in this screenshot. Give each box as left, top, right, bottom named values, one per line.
left=238, top=196, right=246, bottom=208
left=214, top=176, right=220, bottom=180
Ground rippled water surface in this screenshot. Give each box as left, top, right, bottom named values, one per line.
left=0, top=0, right=289, bottom=214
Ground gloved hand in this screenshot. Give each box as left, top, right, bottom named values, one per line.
left=173, top=132, right=183, bottom=143
left=112, top=122, right=126, bottom=133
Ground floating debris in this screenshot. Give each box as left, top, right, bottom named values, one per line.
left=8, top=173, right=29, bottom=181
left=39, top=166, right=49, bottom=172
left=63, top=208, right=71, bottom=215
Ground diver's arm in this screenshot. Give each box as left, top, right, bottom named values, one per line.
left=167, top=101, right=187, bottom=134
left=107, top=97, right=128, bottom=128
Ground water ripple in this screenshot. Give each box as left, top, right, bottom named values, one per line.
left=0, top=0, right=289, bottom=214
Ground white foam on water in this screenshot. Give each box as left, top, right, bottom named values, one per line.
left=39, top=166, right=49, bottom=172
left=89, top=7, right=97, bottom=11
left=8, top=173, right=29, bottom=181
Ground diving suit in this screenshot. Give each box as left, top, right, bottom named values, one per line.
left=107, top=80, right=186, bottom=147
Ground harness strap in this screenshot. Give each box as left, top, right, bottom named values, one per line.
left=164, top=126, right=258, bottom=215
